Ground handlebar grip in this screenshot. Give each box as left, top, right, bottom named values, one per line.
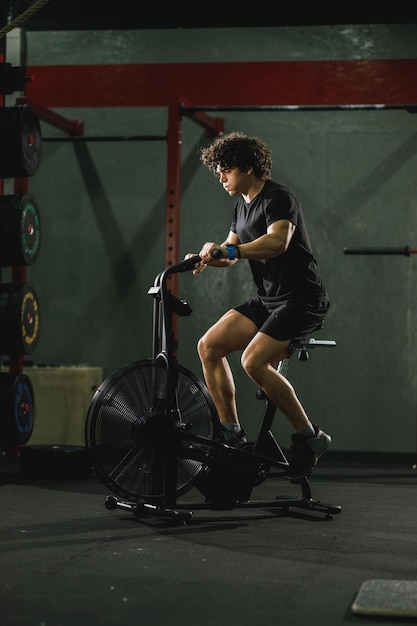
left=176, top=255, right=202, bottom=274
left=344, top=246, right=411, bottom=256
left=211, top=248, right=224, bottom=259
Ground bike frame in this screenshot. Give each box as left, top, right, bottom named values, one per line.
left=102, top=256, right=341, bottom=522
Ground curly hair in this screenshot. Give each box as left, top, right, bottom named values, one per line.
left=200, top=131, right=272, bottom=180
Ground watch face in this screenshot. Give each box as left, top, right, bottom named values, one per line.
left=226, top=245, right=235, bottom=260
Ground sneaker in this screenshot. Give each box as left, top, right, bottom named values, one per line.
left=219, top=426, right=247, bottom=448
left=285, top=424, right=331, bottom=480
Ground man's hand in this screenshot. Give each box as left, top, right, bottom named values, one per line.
left=184, top=253, right=207, bottom=275
left=185, top=242, right=230, bottom=276
left=199, top=242, right=226, bottom=263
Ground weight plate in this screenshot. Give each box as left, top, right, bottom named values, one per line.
left=0, top=371, right=35, bottom=446
left=0, top=105, right=42, bottom=178
left=0, top=283, right=41, bottom=354
left=0, top=193, right=41, bottom=266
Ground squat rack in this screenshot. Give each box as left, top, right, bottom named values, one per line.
left=15, top=94, right=417, bottom=342
left=16, top=57, right=417, bottom=326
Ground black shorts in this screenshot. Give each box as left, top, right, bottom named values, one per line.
left=234, top=297, right=330, bottom=343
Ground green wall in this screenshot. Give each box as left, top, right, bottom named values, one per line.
left=5, top=23, right=417, bottom=453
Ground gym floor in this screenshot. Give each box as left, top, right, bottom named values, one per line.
left=1, top=452, right=417, bottom=626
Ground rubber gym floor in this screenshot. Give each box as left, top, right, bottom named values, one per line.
left=1, top=450, right=417, bottom=626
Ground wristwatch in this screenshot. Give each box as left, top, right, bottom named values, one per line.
left=225, top=244, right=238, bottom=260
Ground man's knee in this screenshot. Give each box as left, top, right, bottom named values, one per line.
left=199, top=329, right=234, bottom=363
left=197, top=334, right=208, bottom=359
left=197, top=331, right=220, bottom=360
left=241, top=350, right=260, bottom=379
left=241, top=344, right=288, bottom=379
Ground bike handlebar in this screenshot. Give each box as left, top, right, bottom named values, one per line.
left=164, top=255, right=201, bottom=277
left=168, top=249, right=226, bottom=276
left=211, top=248, right=224, bottom=259
left=162, top=249, right=227, bottom=279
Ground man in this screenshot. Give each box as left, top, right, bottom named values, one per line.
left=188, top=131, right=331, bottom=480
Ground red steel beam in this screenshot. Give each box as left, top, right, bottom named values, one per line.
left=16, top=97, right=84, bottom=134
left=180, top=96, right=224, bottom=136
left=165, top=97, right=223, bottom=346
left=165, top=96, right=182, bottom=301
left=24, top=60, right=417, bottom=108
left=165, top=97, right=224, bottom=280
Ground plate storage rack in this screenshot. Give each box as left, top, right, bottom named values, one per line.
left=0, top=47, right=42, bottom=451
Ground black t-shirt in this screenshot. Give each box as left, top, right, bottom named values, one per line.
left=230, top=180, right=328, bottom=309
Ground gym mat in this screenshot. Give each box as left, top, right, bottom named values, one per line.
left=351, top=579, right=417, bottom=617
left=19, top=444, right=92, bottom=479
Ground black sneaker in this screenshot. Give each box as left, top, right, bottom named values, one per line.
left=219, top=426, right=247, bottom=448
left=285, top=424, right=331, bottom=480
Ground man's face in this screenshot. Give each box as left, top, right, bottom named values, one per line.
left=216, top=166, right=250, bottom=196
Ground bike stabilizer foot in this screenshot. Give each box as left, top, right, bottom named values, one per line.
left=105, top=495, right=192, bottom=523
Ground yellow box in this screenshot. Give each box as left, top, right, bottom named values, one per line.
left=22, top=366, right=103, bottom=446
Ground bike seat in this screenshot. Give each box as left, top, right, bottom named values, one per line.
left=292, top=337, right=336, bottom=361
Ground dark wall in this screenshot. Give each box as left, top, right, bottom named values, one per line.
left=4, top=23, right=417, bottom=453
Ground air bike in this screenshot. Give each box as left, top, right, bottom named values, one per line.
left=85, top=255, right=342, bottom=524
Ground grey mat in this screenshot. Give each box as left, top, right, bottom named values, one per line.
left=352, top=579, right=417, bottom=617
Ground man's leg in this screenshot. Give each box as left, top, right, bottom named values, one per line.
left=241, top=332, right=310, bottom=431
left=197, top=309, right=258, bottom=427
left=241, top=332, right=331, bottom=478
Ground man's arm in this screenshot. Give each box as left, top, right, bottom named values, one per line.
left=238, top=220, right=294, bottom=259
left=210, top=220, right=295, bottom=261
